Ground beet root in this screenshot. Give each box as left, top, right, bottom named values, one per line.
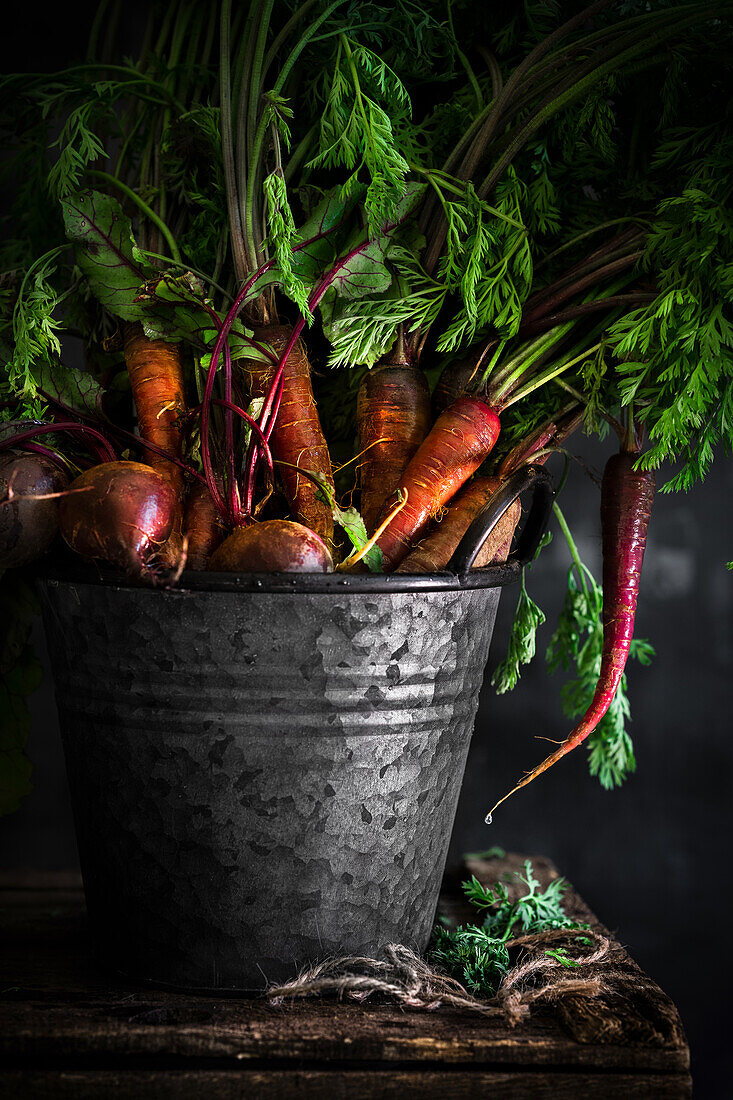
left=209, top=519, right=333, bottom=573
left=59, top=461, right=178, bottom=582
left=0, top=452, right=69, bottom=569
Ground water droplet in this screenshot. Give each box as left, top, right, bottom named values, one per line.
left=484, top=812, right=493, bottom=825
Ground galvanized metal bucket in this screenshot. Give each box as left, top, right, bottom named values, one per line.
left=39, top=467, right=552, bottom=990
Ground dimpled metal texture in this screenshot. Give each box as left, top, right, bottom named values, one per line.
left=39, top=578, right=500, bottom=990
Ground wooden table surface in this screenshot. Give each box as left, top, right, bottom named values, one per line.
left=0, top=853, right=690, bottom=1098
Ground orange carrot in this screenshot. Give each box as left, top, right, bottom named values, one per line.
left=375, top=395, right=501, bottom=571
left=241, top=325, right=335, bottom=544
left=356, top=355, right=430, bottom=534
left=396, top=475, right=521, bottom=574
left=123, top=323, right=187, bottom=498
left=183, top=480, right=228, bottom=570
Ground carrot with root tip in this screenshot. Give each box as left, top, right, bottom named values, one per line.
left=396, top=476, right=521, bottom=574
left=356, top=345, right=431, bottom=535
left=486, top=448, right=655, bottom=820
left=374, top=395, right=501, bottom=571
left=241, top=325, right=335, bottom=545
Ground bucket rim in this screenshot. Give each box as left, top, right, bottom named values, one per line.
left=38, top=558, right=521, bottom=595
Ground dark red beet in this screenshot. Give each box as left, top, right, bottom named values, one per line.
left=59, top=461, right=178, bottom=582
left=209, top=519, right=333, bottom=573
left=0, top=452, right=69, bottom=569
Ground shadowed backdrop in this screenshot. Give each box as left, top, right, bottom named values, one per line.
left=1, top=4, right=731, bottom=1097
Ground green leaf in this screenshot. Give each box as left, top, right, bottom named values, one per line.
left=492, top=531, right=551, bottom=694
left=134, top=272, right=267, bottom=363
left=34, top=360, right=106, bottom=419
left=312, top=472, right=383, bottom=572
left=320, top=182, right=426, bottom=308
left=61, top=189, right=151, bottom=323
left=264, top=173, right=311, bottom=317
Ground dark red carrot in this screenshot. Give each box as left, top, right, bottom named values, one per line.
left=123, top=323, right=187, bottom=498
left=241, top=325, right=335, bottom=545
left=59, top=461, right=179, bottom=583
left=431, top=353, right=487, bottom=419
left=209, top=519, right=333, bottom=574
left=488, top=449, right=655, bottom=817
left=356, top=352, right=431, bottom=535
left=374, top=395, right=501, bottom=571
left=395, top=476, right=521, bottom=574
left=183, top=480, right=228, bottom=571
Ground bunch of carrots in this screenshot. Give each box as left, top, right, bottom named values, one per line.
left=1, top=0, right=730, bottom=810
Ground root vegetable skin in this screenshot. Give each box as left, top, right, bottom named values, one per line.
left=209, top=519, right=333, bottom=573
left=357, top=363, right=431, bottom=535
left=183, top=481, right=228, bottom=570
left=375, top=396, right=501, bottom=571
left=123, top=323, right=187, bottom=498
left=396, top=476, right=521, bottom=574
left=491, top=451, right=655, bottom=812
left=242, top=326, right=335, bottom=544
left=431, top=355, right=483, bottom=419
left=0, top=453, right=69, bottom=569
left=59, top=461, right=178, bottom=582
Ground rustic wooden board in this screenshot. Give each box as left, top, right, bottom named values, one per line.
left=0, top=856, right=691, bottom=1098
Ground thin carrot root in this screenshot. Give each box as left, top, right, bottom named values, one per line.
left=242, top=325, right=335, bottom=545
left=375, top=395, right=501, bottom=571
left=357, top=357, right=430, bottom=534
left=486, top=449, right=655, bottom=819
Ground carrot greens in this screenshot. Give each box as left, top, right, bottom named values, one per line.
left=1, top=0, right=731, bottom=814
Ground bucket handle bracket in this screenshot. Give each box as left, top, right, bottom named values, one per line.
left=447, top=465, right=554, bottom=578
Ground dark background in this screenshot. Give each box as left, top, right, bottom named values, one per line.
left=2, top=4, right=731, bottom=1096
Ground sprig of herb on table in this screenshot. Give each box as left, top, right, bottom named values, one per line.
left=430, top=860, right=588, bottom=997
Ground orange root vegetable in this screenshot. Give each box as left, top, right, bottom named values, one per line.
left=396, top=476, right=521, bottom=574
left=488, top=450, right=655, bottom=818
left=209, top=519, right=333, bottom=573
left=241, top=326, right=335, bottom=545
left=375, top=396, right=501, bottom=571
left=183, top=481, right=228, bottom=570
left=123, top=323, right=187, bottom=498
left=0, top=452, right=69, bottom=569
left=356, top=358, right=431, bottom=535
left=59, top=461, right=178, bottom=583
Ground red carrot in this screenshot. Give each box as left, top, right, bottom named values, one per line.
left=395, top=475, right=521, bottom=574
left=375, top=395, right=501, bottom=571
left=123, top=323, right=187, bottom=498
left=487, top=449, right=655, bottom=816
left=241, top=325, right=335, bottom=545
left=357, top=353, right=431, bottom=535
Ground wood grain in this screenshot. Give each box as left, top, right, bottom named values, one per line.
left=0, top=855, right=691, bottom=1099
